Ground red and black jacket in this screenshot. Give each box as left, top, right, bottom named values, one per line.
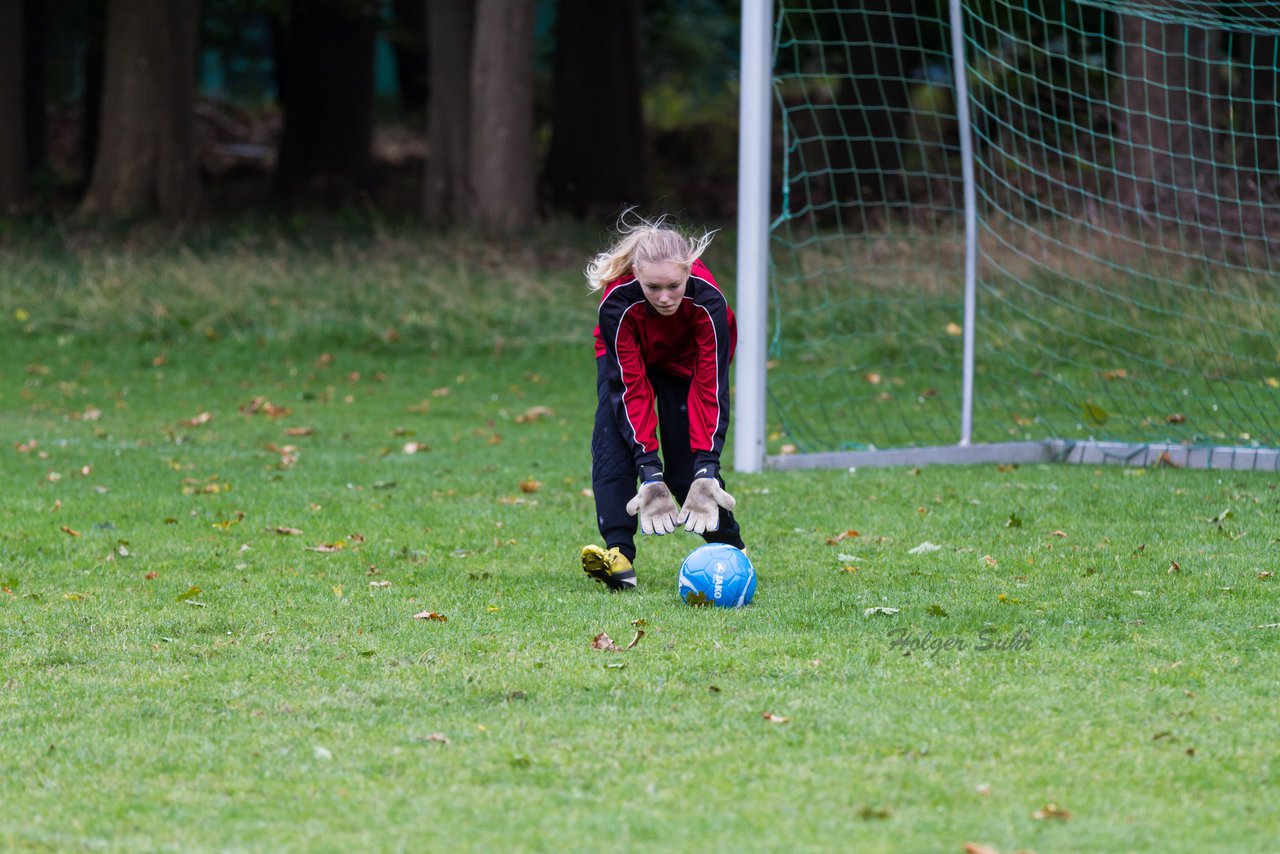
left=593, top=259, right=737, bottom=476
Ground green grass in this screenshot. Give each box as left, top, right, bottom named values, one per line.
left=2, top=226, right=1280, bottom=852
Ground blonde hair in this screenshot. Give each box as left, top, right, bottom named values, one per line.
left=585, top=209, right=716, bottom=291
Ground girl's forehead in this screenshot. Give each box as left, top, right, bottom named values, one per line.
left=634, top=259, right=686, bottom=275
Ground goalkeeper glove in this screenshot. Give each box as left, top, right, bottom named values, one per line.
left=679, top=463, right=736, bottom=534
left=625, top=468, right=680, bottom=536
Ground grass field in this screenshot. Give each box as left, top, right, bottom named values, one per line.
left=2, top=224, right=1279, bottom=852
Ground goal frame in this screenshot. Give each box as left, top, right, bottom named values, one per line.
left=733, top=0, right=1280, bottom=474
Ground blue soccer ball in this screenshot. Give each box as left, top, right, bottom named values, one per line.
left=678, top=544, right=756, bottom=608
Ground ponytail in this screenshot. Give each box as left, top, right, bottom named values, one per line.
left=585, top=209, right=716, bottom=291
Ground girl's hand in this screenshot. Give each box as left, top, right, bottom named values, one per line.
left=679, top=478, right=736, bottom=534
left=626, top=481, right=680, bottom=535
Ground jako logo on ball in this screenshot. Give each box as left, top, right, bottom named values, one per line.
left=678, top=544, right=756, bottom=608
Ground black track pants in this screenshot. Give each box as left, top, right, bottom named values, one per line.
left=591, top=356, right=744, bottom=565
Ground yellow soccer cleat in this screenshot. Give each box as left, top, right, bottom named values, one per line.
left=580, top=545, right=637, bottom=591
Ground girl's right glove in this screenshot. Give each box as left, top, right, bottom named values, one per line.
left=626, top=480, right=681, bottom=535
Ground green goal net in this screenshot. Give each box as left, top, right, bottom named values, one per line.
left=767, top=0, right=1280, bottom=466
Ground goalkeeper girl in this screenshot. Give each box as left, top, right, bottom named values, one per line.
left=580, top=212, right=746, bottom=590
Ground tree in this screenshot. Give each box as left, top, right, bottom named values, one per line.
left=391, top=0, right=428, bottom=121
left=1234, top=21, right=1280, bottom=179
left=543, top=0, right=645, bottom=216
left=78, top=0, right=201, bottom=219
left=468, top=0, right=537, bottom=233
left=1111, top=4, right=1224, bottom=230
left=275, top=0, right=378, bottom=200
left=424, top=0, right=475, bottom=226
left=0, top=0, right=26, bottom=212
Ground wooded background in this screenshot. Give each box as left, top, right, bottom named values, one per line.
left=1, top=1, right=1277, bottom=237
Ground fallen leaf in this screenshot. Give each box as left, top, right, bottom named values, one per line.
left=1258, top=571, right=1274, bottom=579
left=1102, top=368, right=1129, bottom=381
left=284, top=426, right=316, bottom=437
left=1032, top=803, right=1072, bottom=821
left=519, top=479, right=541, bottom=494
left=826, top=529, right=860, bottom=544
left=60, top=526, right=80, bottom=537
left=1005, top=513, right=1022, bottom=528
left=762, top=712, right=791, bottom=724
left=305, top=542, right=344, bottom=553
left=1081, top=402, right=1109, bottom=425
left=239, top=396, right=292, bottom=418
left=983, top=554, right=998, bottom=567
left=1051, top=530, right=1068, bottom=538
left=1167, top=412, right=1187, bottom=424
left=176, top=586, right=202, bottom=602
left=1168, top=561, right=1181, bottom=574
left=403, top=441, right=429, bottom=455
left=864, top=606, right=899, bottom=617
left=414, top=611, right=448, bottom=622
left=945, top=322, right=964, bottom=336
left=275, top=526, right=303, bottom=536
left=591, top=631, right=620, bottom=651
left=369, top=580, right=392, bottom=588
left=425, top=733, right=449, bottom=744
left=908, top=541, right=941, bottom=555
left=515, top=405, right=555, bottom=424
left=926, top=604, right=949, bottom=617
left=184, top=412, right=213, bottom=427
left=963, top=844, right=1001, bottom=854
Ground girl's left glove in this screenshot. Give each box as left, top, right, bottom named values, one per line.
left=679, top=467, right=736, bottom=534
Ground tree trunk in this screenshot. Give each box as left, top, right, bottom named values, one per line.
left=468, top=0, right=537, bottom=233
left=543, top=0, right=644, bottom=217
left=78, top=0, right=200, bottom=219
left=392, top=0, right=428, bottom=122
left=81, top=2, right=107, bottom=188
left=0, top=0, right=26, bottom=213
left=1111, top=5, right=1223, bottom=230
left=831, top=1, right=919, bottom=209
left=1235, top=30, right=1280, bottom=183
left=424, top=0, right=474, bottom=226
left=22, top=0, right=47, bottom=177
left=275, top=0, right=377, bottom=200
